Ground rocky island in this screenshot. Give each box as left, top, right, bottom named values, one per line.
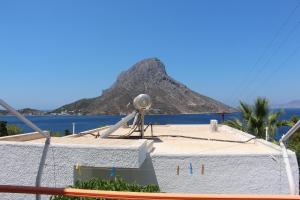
left=53, top=58, right=234, bottom=115
left=0, top=108, right=46, bottom=116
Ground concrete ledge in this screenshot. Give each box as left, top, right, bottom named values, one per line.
left=0, top=139, right=149, bottom=168
left=65, top=126, right=110, bottom=138
left=0, top=132, right=44, bottom=141
left=219, top=125, right=256, bottom=141
left=220, top=125, right=293, bottom=153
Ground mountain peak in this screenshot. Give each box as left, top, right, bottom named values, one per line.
left=54, top=58, right=234, bottom=114
left=116, top=58, right=167, bottom=84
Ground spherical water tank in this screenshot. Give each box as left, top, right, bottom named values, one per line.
left=133, top=94, right=152, bottom=110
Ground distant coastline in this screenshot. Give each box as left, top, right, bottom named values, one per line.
left=1, top=107, right=298, bottom=117
left=1, top=109, right=299, bottom=135
left=0, top=110, right=239, bottom=116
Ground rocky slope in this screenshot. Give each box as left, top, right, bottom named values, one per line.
left=54, top=58, right=234, bottom=114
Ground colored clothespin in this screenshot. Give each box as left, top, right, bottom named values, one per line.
left=110, top=167, right=116, bottom=177
left=201, top=164, right=204, bottom=175
left=176, top=165, right=180, bottom=175
left=189, top=163, right=193, bottom=175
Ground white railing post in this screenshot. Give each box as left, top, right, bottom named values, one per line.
left=72, top=122, right=75, bottom=134
left=265, top=127, right=269, bottom=141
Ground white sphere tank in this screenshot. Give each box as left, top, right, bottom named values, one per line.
left=133, top=94, right=152, bottom=110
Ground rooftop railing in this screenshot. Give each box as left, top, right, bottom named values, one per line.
left=0, top=185, right=300, bottom=200
left=0, top=99, right=50, bottom=138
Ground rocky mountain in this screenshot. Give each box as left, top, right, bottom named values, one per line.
left=53, top=58, right=234, bottom=115
left=18, top=108, right=46, bottom=115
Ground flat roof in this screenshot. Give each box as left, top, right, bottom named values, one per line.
left=17, top=124, right=281, bottom=155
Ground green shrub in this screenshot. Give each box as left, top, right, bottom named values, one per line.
left=0, top=121, right=22, bottom=137
left=50, top=132, right=63, bottom=137
left=0, top=121, right=8, bottom=137
left=50, top=177, right=160, bottom=200
left=64, top=129, right=72, bottom=136
left=6, top=124, right=22, bottom=135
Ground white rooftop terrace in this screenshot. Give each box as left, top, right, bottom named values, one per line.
left=0, top=124, right=298, bottom=196
left=1, top=124, right=282, bottom=155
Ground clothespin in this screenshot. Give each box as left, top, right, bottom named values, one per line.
left=176, top=165, right=180, bottom=175
left=189, top=163, right=193, bottom=175
left=201, top=164, right=204, bottom=175
left=75, top=164, right=81, bottom=176
left=110, top=166, right=116, bottom=177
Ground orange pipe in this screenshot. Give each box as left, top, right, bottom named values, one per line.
left=0, top=185, right=300, bottom=200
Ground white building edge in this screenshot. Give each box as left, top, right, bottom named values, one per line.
left=0, top=97, right=299, bottom=200
left=0, top=123, right=298, bottom=200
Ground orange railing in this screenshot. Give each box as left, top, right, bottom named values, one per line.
left=0, top=185, right=300, bottom=200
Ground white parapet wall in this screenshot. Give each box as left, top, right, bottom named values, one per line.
left=0, top=124, right=298, bottom=199
left=149, top=153, right=298, bottom=194
left=0, top=139, right=149, bottom=200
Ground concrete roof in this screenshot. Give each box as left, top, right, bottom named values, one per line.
left=11, top=124, right=282, bottom=155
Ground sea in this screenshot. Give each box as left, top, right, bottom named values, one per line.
left=1, top=108, right=300, bottom=140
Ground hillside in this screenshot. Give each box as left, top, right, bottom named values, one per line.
left=0, top=108, right=45, bottom=116
left=274, top=100, right=300, bottom=109
left=53, top=58, right=234, bottom=115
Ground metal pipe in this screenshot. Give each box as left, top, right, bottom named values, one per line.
left=280, top=141, right=296, bottom=195
left=101, top=111, right=137, bottom=138
left=141, top=110, right=144, bottom=138
left=0, top=99, right=49, bottom=138
left=279, top=120, right=300, bottom=195
left=281, top=120, right=300, bottom=142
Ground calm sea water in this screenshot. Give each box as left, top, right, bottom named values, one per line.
left=1, top=108, right=300, bottom=139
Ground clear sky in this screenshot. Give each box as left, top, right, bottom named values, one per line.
left=0, top=0, right=300, bottom=110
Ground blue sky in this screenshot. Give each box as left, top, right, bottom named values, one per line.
left=0, top=0, right=300, bottom=109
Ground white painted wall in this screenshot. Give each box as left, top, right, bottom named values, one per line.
left=150, top=153, right=299, bottom=194
left=0, top=138, right=298, bottom=199
left=0, top=140, right=148, bottom=200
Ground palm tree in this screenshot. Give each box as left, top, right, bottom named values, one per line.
left=224, top=97, right=284, bottom=140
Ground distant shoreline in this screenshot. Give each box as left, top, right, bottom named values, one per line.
left=0, top=112, right=239, bottom=117
left=1, top=108, right=299, bottom=117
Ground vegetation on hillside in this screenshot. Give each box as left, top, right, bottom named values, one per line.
left=50, top=177, right=160, bottom=200
left=0, top=121, right=22, bottom=137
left=50, top=129, right=72, bottom=137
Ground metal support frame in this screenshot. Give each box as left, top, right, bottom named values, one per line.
left=0, top=98, right=51, bottom=200
left=280, top=120, right=300, bottom=195
left=140, top=110, right=145, bottom=138
left=0, top=99, right=50, bottom=138
left=101, top=111, right=137, bottom=138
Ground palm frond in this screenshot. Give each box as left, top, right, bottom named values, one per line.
left=239, top=101, right=252, bottom=121
left=254, top=97, right=269, bottom=121
left=223, top=119, right=244, bottom=131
